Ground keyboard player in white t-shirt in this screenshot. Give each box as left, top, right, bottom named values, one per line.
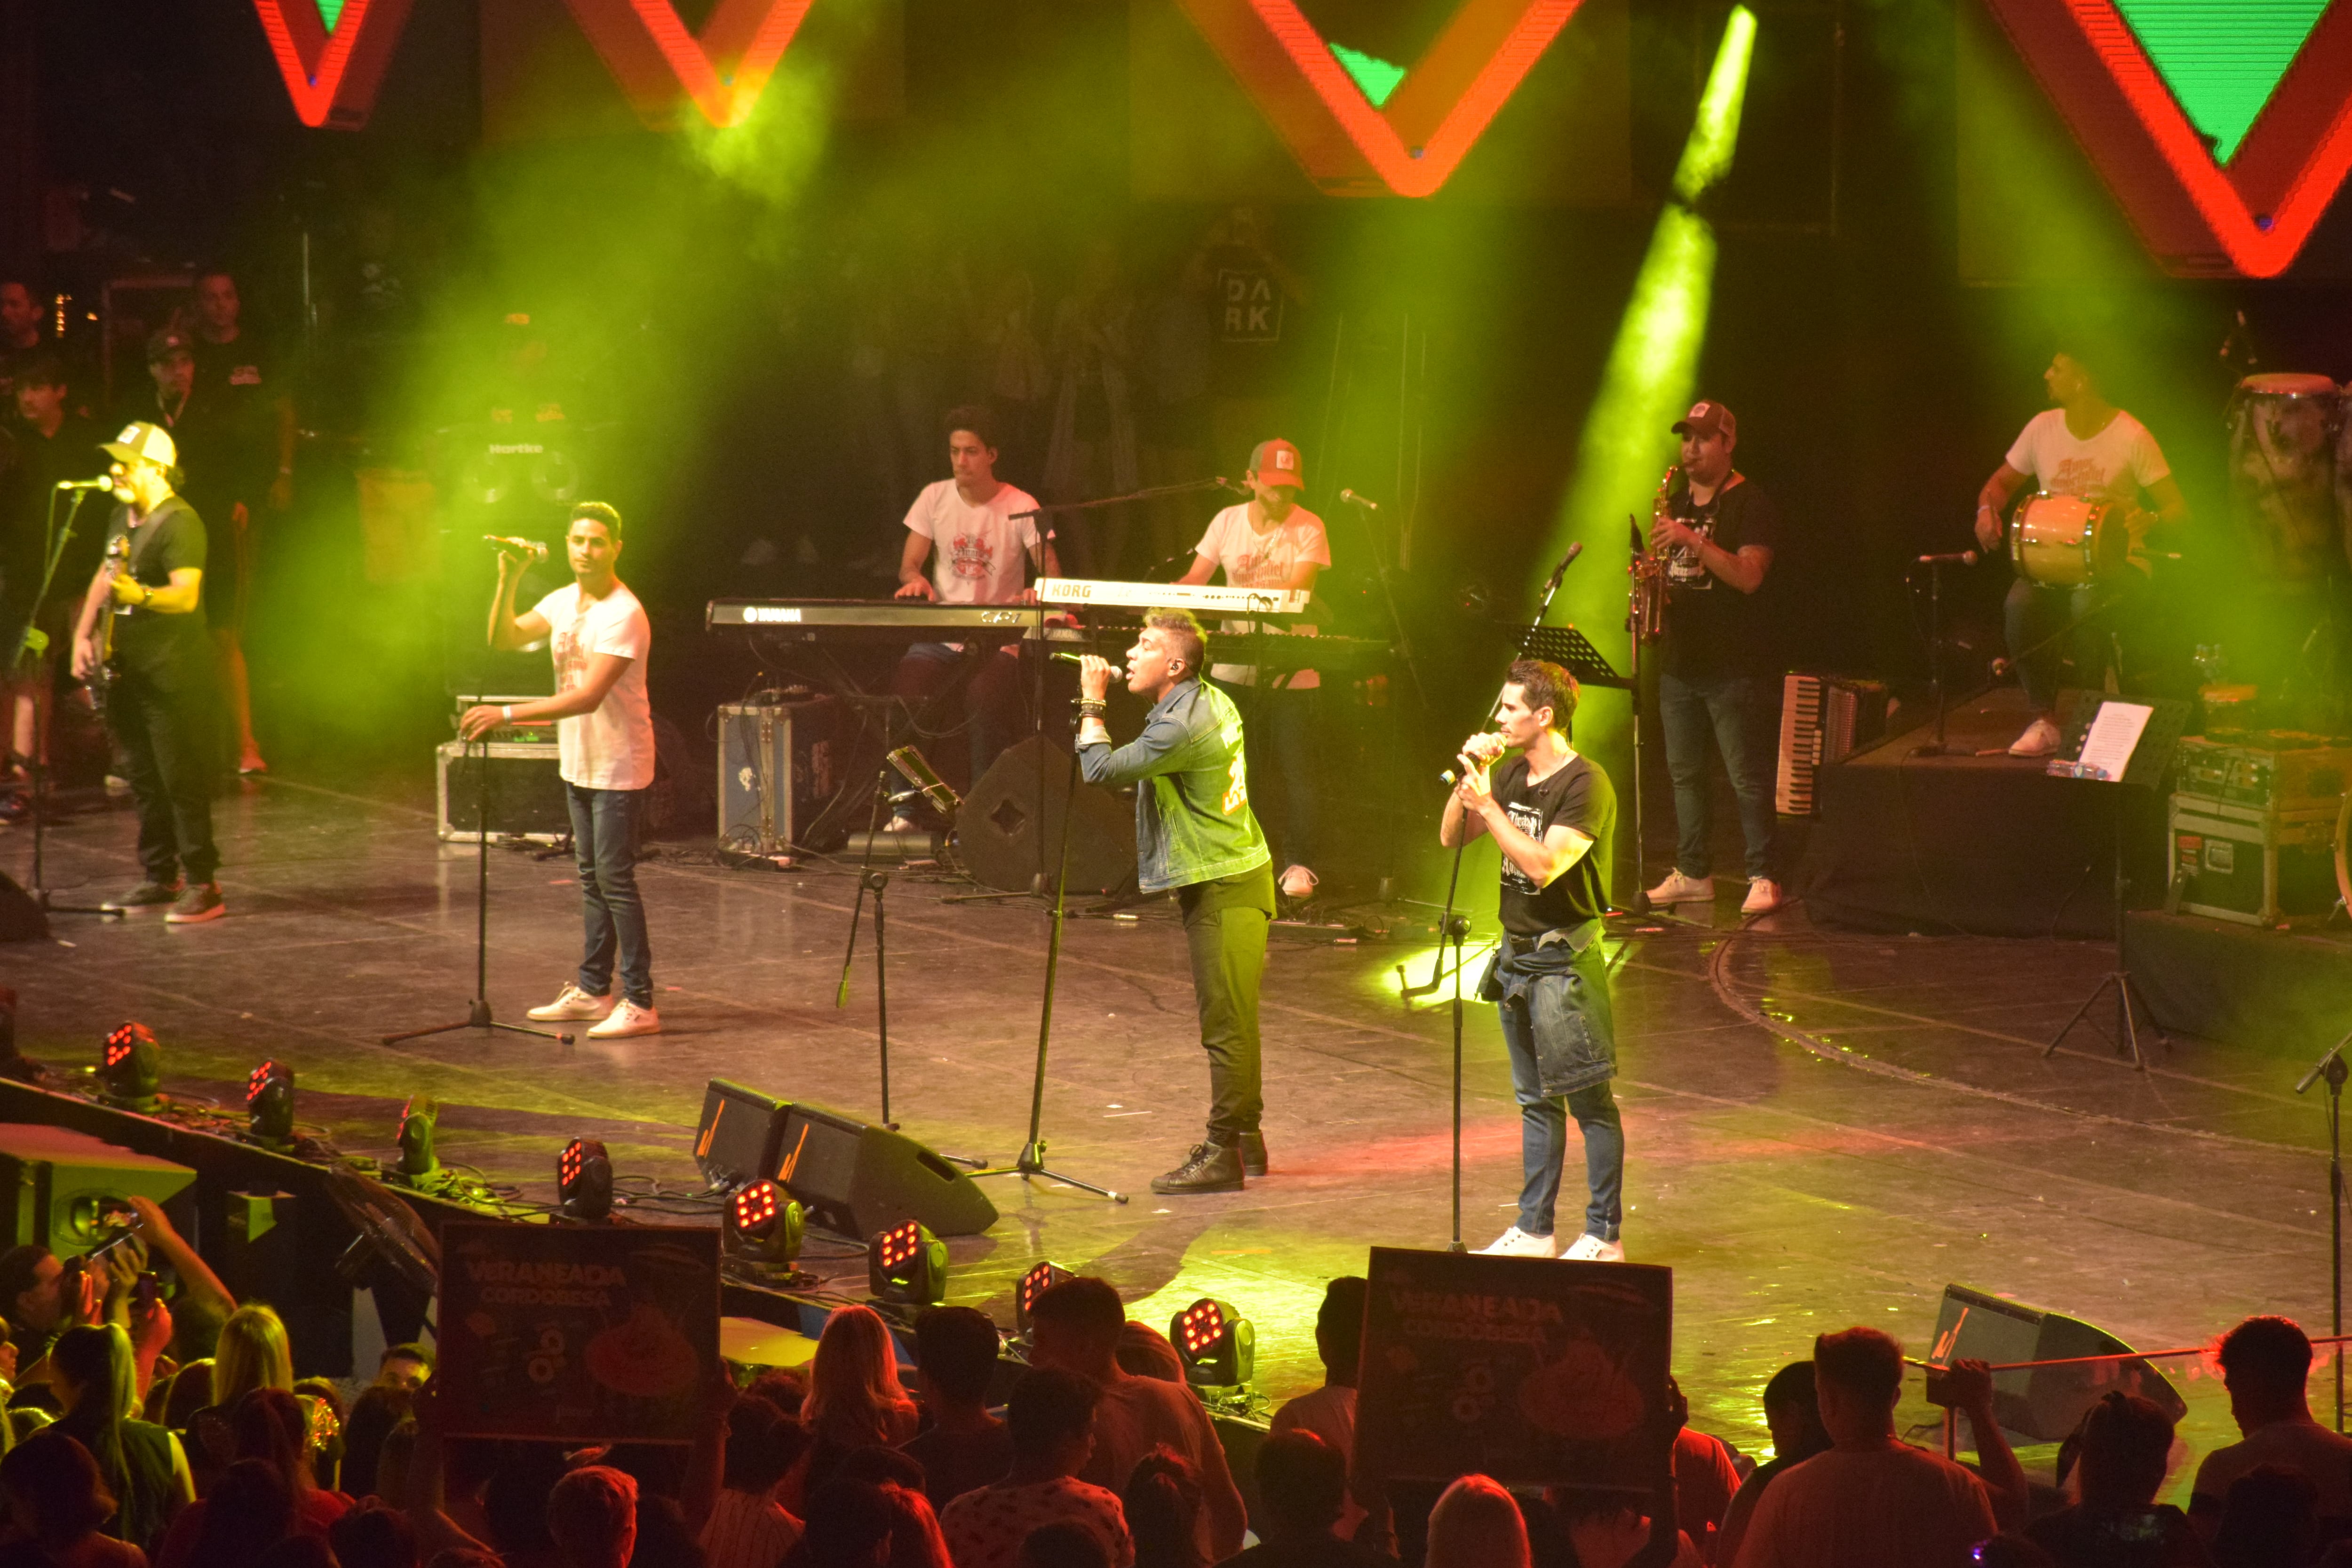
left=891, top=406, right=1061, bottom=790
left=1972, top=345, right=2189, bottom=758
left=1177, top=438, right=1329, bottom=901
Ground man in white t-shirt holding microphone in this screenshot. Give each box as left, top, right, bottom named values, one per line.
left=1973, top=344, right=2189, bottom=758
left=892, top=406, right=1060, bottom=790
left=1177, top=437, right=1328, bottom=901
left=460, top=501, right=661, bottom=1039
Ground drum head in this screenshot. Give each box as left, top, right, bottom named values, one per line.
left=2238, top=372, right=2340, bottom=398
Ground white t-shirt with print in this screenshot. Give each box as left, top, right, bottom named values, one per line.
left=1192, top=502, right=1330, bottom=689
left=905, top=478, right=1043, bottom=605
left=2004, top=408, right=2171, bottom=504
left=532, top=581, right=654, bottom=791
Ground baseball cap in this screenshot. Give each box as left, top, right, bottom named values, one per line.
left=1672, top=401, right=1736, bottom=441
left=102, top=422, right=177, bottom=470
left=1248, top=438, right=1304, bottom=488
left=145, top=328, right=193, bottom=364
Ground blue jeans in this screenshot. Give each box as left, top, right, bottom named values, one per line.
left=2003, top=577, right=2097, bottom=712
left=1487, top=936, right=1624, bottom=1241
left=1658, top=671, right=1775, bottom=879
left=566, top=783, right=652, bottom=1007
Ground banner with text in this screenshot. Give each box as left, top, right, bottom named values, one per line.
left=1354, top=1246, right=1673, bottom=1491
left=438, top=1221, right=720, bottom=1443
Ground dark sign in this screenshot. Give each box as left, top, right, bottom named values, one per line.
left=437, top=1221, right=720, bottom=1444
left=1354, top=1247, right=1674, bottom=1491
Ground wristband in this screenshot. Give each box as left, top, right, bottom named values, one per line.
left=501, top=705, right=514, bottom=724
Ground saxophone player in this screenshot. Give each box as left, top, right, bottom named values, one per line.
left=1642, top=401, right=1786, bottom=916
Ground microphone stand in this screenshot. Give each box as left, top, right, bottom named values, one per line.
left=1908, top=556, right=1970, bottom=758
left=7, top=488, right=122, bottom=922
left=835, top=758, right=900, bottom=1128
left=1398, top=543, right=1583, bottom=1002
left=2296, top=1026, right=2352, bottom=1433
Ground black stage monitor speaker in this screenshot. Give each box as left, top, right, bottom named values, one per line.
left=695, top=1079, right=788, bottom=1191
left=771, top=1102, right=998, bottom=1239
left=0, top=1124, right=194, bottom=1257
left=0, top=872, right=47, bottom=943
left=1930, top=1283, right=2187, bottom=1443
left=960, top=737, right=1137, bottom=895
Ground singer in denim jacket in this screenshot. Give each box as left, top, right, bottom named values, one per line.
left=1077, top=613, right=1275, bottom=1197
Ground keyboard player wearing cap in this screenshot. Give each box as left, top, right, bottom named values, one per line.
left=1076, top=612, right=1276, bottom=1196
left=891, top=405, right=1059, bottom=791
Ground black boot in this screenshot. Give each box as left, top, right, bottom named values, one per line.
left=1152, top=1141, right=1245, bottom=1195
left=1240, top=1131, right=1267, bottom=1178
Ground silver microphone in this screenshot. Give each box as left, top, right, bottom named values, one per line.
left=1338, top=489, right=1380, bottom=512
left=55, top=477, right=115, bottom=491
left=484, top=535, right=548, bottom=561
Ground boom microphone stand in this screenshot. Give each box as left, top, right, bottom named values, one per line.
left=969, top=704, right=1127, bottom=1204
left=1397, top=541, right=1586, bottom=1002
left=7, top=487, right=122, bottom=921
left=1908, top=550, right=1979, bottom=758
left=382, top=726, right=570, bottom=1047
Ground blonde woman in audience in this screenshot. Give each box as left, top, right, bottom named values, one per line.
left=1426, top=1474, right=1530, bottom=1568
left=804, top=1305, right=920, bottom=1451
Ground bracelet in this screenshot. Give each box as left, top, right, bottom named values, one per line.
left=501, top=705, right=514, bottom=724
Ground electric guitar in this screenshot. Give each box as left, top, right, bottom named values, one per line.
left=83, top=539, right=127, bottom=718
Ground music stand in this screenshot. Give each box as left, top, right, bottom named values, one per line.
left=2040, top=692, right=2190, bottom=1070
left=1512, top=624, right=1631, bottom=692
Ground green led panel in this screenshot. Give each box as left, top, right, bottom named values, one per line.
left=2114, top=0, right=2328, bottom=161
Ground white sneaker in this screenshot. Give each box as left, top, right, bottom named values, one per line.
left=1645, top=870, right=1715, bottom=905
left=1476, top=1226, right=1561, bottom=1258
left=1560, top=1233, right=1626, bottom=1263
left=587, top=1000, right=661, bottom=1039
left=527, top=984, right=613, bottom=1022
left=1741, top=877, right=1786, bottom=915
left=1279, top=864, right=1318, bottom=900
left=2008, top=717, right=2061, bottom=758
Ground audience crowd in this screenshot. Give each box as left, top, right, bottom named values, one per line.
left=0, top=1204, right=2343, bottom=1568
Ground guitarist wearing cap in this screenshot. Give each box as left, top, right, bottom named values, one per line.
left=69, top=422, right=223, bottom=923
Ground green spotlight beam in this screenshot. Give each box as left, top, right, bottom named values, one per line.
left=1541, top=6, right=1757, bottom=747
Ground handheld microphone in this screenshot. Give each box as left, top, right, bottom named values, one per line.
left=1338, top=488, right=1380, bottom=512
left=1917, top=550, right=1979, bottom=565
left=1049, top=651, right=1086, bottom=665
left=484, top=535, right=548, bottom=562
left=55, top=477, right=115, bottom=491
left=1542, top=540, right=1585, bottom=592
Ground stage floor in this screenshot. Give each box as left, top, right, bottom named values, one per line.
left=2, top=774, right=2340, bottom=1496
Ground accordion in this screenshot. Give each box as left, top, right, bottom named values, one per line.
left=1775, top=674, right=1889, bottom=816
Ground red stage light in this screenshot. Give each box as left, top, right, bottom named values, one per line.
left=1172, top=0, right=1589, bottom=196
left=1981, top=0, right=2352, bottom=277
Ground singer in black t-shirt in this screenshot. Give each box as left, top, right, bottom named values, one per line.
left=1439, top=658, right=1625, bottom=1263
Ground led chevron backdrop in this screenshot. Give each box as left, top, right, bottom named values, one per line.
left=1978, top=0, right=2352, bottom=276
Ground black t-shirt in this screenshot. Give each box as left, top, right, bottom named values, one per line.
left=1661, top=473, right=1782, bottom=678
left=101, top=497, right=208, bottom=680
left=189, top=333, right=282, bottom=503
left=1492, top=750, right=1614, bottom=936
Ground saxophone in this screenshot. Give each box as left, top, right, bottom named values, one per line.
left=1629, top=463, right=1677, bottom=643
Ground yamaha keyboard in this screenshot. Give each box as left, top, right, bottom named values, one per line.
left=1035, top=578, right=1312, bottom=616
left=706, top=600, right=1046, bottom=638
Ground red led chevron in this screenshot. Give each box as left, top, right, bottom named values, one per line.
left=562, top=0, right=817, bottom=128
left=1982, top=0, right=2352, bottom=277
left=251, top=0, right=417, bottom=129
left=1175, top=0, right=1585, bottom=197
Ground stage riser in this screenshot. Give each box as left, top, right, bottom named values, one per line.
left=2126, top=911, right=2352, bottom=1061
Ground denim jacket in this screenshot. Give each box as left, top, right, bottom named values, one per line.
left=1478, top=919, right=1616, bottom=1096
left=1078, top=678, right=1271, bottom=894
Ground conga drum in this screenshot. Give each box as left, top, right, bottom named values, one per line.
left=2228, top=373, right=2340, bottom=583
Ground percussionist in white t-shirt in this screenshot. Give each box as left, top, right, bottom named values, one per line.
left=1972, top=345, right=2190, bottom=759
left=1177, top=438, right=1329, bottom=902
left=891, top=406, right=1061, bottom=790
left=461, top=502, right=662, bottom=1039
